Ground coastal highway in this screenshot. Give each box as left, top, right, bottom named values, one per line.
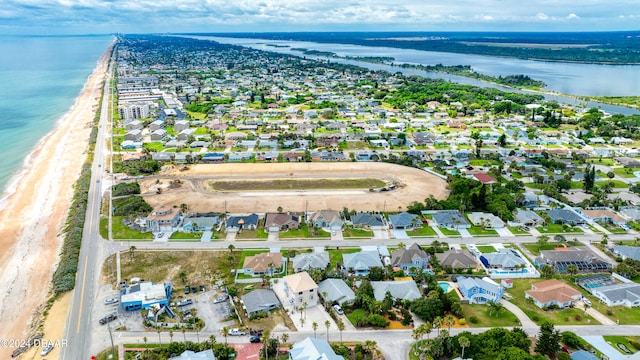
left=62, top=48, right=115, bottom=360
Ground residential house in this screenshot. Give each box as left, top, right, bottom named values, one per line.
left=291, top=252, right=330, bottom=273
left=577, top=275, right=640, bottom=307
left=456, top=276, right=505, bottom=304
left=342, top=251, right=384, bottom=276
left=177, top=128, right=196, bottom=141
left=390, top=243, right=430, bottom=272
left=481, top=250, right=527, bottom=271
left=582, top=208, right=628, bottom=227
left=467, top=212, right=505, bottom=229
left=124, top=119, right=143, bottom=131
left=152, top=152, right=174, bottom=162
left=242, top=252, right=283, bottom=276
left=145, top=205, right=181, bottom=232
left=514, top=209, right=544, bottom=227
left=169, top=349, right=215, bottom=360
left=124, top=129, right=143, bottom=142
left=264, top=213, right=300, bottom=232
left=174, top=120, right=191, bottom=132
left=371, top=280, right=422, bottom=301
left=535, top=248, right=612, bottom=273
left=317, top=279, right=356, bottom=306
left=309, top=209, right=343, bottom=230
left=351, top=212, right=386, bottom=229
left=283, top=272, right=319, bottom=307
left=473, top=173, right=497, bottom=185
left=226, top=214, right=259, bottom=232
left=289, top=337, right=344, bottom=360
left=436, top=249, right=479, bottom=271
left=611, top=246, right=640, bottom=261
left=388, top=212, right=423, bottom=230
left=150, top=129, right=168, bottom=141
left=430, top=210, right=471, bottom=230
left=241, top=289, right=281, bottom=317
left=149, top=120, right=165, bottom=131
left=546, top=209, right=588, bottom=225
left=525, top=279, right=582, bottom=309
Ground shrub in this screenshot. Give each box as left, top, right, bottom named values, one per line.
left=368, top=314, right=390, bottom=328
left=469, top=316, right=479, bottom=324
left=532, top=315, right=540, bottom=322
left=606, top=309, right=614, bottom=316
left=574, top=314, right=581, bottom=321
left=458, top=318, right=466, bottom=325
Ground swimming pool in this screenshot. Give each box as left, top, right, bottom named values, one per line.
left=438, top=281, right=450, bottom=292
left=491, top=269, right=529, bottom=275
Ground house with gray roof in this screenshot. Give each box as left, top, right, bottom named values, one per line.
left=388, top=212, right=423, bottom=230
left=351, top=212, right=386, bottom=229
left=241, top=289, right=281, bottom=317
left=546, top=208, right=587, bottom=225
left=291, top=252, right=330, bottom=273
left=342, top=251, right=383, bottom=276
left=318, top=278, right=355, bottom=306
left=590, top=281, right=640, bottom=307
left=457, top=276, right=504, bottom=304
left=436, top=249, right=479, bottom=270
left=467, top=212, right=505, bottom=229
left=514, top=209, right=544, bottom=227
left=289, top=337, right=344, bottom=360
left=611, top=246, right=640, bottom=261
left=620, top=206, right=640, bottom=220
left=481, top=250, right=527, bottom=270
left=226, top=214, right=259, bottom=232
left=371, top=280, right=422, bottom=302
left=430, top=210, right=470, bottom=230
left=264, top=213, right=300, bottom=232
left=124, top=129, right=143, bottom=141
left=390, top=243, right=430, bottom=273
left=182, top=214, right=221, bottom=232
left=169, top=349, right=216, bottom=360
left=535, top=248, right=612, bottom=273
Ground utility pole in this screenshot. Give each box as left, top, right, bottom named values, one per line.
left=107, top=317, right=116, bottom=358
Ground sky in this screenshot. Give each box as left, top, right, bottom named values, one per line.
left=2, top=0, right=640, bottom=35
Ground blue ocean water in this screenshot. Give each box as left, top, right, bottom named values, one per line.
left=0, top=35, right=113, bottom=201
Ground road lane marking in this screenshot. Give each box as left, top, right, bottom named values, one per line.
left=76, top=255, right=89, bottom=334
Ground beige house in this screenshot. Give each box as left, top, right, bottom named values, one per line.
left=283, top=272, right=318, bottom=307
left=242, top=252, right=283, bottom=277
left=525, top=279, right=582, bottom=309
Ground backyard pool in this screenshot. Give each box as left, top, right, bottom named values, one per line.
left=491, top=269, right=529, bottom=275
left=438, top=281, right=451, bottom=292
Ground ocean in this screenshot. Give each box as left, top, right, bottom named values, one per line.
left=0, top=35, right=113, bottom=205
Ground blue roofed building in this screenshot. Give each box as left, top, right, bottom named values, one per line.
left=388, top=212, right=423, bottom=230
left=342, top=251, right=383, bottom=276
left=430, top=210, right=470, bottom=230
left=121, top=281, right=171, bottom=311
left=457, top=276, right=504, bottom=304
left=289, top=337, right=344, bottom=360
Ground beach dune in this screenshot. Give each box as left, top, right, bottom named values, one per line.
left=0, top=45, right=111, bottom=358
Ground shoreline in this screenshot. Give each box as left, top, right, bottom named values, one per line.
left=0, top=43, right=112, bottom=358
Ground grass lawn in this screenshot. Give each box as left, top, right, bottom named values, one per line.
left=440, top=227, right=460, bottom=236
left=506, top=278, right=599, bottom=326
left=467, top=226, right=498, bottom=236
left=588, top=158, right=616, bottom=166
left=588, top=225, right=604, bottom=234
left=462, top=304, right=520, bottom=328
left=102, top=216, right=154, bottom=240
left=595, top=180, right=629, bottom=189
left=598, top=306, right=640, bottom=325
left=523, top=243, right=565, bottom=256
left=603, top=336, right=640, bottom=354
left=169, top=232, right=204, bottom=240
left=476, top=245, right=497, bottom=253
left=342, top=227, right=374, bottom=238
left=143, top=142, right=164, bottom=152
left=407, top=226, right=437, bottom=237
left=602, top=223, right=628, bottom=234
left=613, top=167, right=638, bottom=178
left=508, top=226, right=530, bottom=235
left=279, top=225, right=331, bottom=238
left=327, top=248, right=360, bottom=270
left=536, top=224, right=583, bottom=234
left=346, top=308, right=365, bottom=327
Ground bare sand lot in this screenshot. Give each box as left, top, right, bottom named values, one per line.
left=138, top=162, right=448, bottom=213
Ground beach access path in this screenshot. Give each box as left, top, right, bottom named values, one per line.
left=0, top=44, right=112, bottom=358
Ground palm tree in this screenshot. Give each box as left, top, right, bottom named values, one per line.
left=567, top=264, right=579, bottom=278
left=281, top=332, right=289, bottom=346
left=169, top=330, right=174, bottom=344
left=444, top=314, right=455, bottom=335
left=312, top=322, right=318, bottom=338
left=337, top=320, right=345, bottom=344
left=489, top=300, right=504, bottom=318
left=433, top=316, right=443, bottom=337
left=143, top=336, right=148, bottom=353
left=129, top=245, right=136, bottom=261
left=325, top=320, right=331, bottom=342
left=156, top=325, right=162, bottom=346
left=222, top=326, right=229, bottom=344
left=151, top=305, right=160, bottom=323
left=423, top=322, right=432, bottom=341
left=458, top=335, right=470, bottom=359
left=228, top=244, right=235, bottom=253
left=181, top=325, right=186, bottom=343
left=364, top=340, right=377, bottom=360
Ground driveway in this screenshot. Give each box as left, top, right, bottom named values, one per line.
left=393, top=229, right=409, bottom=239
left=458, top=228, right=472, bottom=238
left=582, top=336, right=627, bottom=360
left=373, top=228, right=389, bottom=239
left=496, top=227, right=514, bottom=237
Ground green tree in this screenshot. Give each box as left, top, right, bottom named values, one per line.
left=535, top=321, right=561, bottom=359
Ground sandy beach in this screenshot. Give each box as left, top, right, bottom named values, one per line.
left=0, top=44, right=111, bottom=358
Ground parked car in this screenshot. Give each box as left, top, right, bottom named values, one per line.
left=583, top=298, right=592, bottom=307
left=104, top=297, right=119, bottom=305
left=213, top=295, right=227, bottom=304
left=40, top=343, right=54, bottom=356
left=249, top=336, right=261, bottom=343
left=191, top=286, right=198, bottom=293
left=184, top=286, right=190, bottom=294
left=177, top=299, right=193, bottom=307
left=229, top=328, right=246, bottom=336
left=200, top=285, right=206, bottom=292
left=99, top=313, right=117, bottom=325
left=333, top=304, right=344, bottom=315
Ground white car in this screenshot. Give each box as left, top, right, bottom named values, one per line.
left=213, top=295, right=228, bottom=304
left=40, top=343, right=54, bottom=356
left=104, top=297, right=119, bottom=305
left=583, top=298, right=592, bottom=307
left=229, top=328, right=246, bottom=336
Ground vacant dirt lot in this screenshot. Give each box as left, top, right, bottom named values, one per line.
left=138, top=162, right=448, bottom=213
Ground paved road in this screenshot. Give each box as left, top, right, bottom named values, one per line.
left=61, top=47, right=116, bottom=360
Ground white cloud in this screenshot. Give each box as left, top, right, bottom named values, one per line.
left=567, top=13, right=580, bottom=20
